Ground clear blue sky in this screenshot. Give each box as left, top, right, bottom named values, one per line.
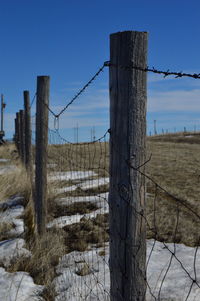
left=1, top=0, right=200, bottom=140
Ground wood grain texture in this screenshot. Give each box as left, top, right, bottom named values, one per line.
left=24, top=91, right=32, bottom=173
left=35, top=76, right=50, bottom=235
left=109, top=31, right=148, bottom=301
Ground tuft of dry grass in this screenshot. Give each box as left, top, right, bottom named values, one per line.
left=0, top=164, right=31, bottom=201
left=63, top=213, right=109, bottom=253
left=8, top=229, right=66, bottom=300
left=0, top=143, right=17, bottom=160
left=0, top=143, right=31, bottom=201
left=0, top=221, right=15, bottom=241
left=48, top=200, right=99, bottom=220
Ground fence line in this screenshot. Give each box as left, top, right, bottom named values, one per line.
left=11, top=30, right=200, bottom=301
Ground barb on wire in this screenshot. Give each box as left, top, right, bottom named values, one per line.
left=107, top=62, right=200, bottom=79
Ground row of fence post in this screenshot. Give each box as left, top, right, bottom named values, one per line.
left=14, top=77, right=50, bottom=236
left=13, top=31, right=147, bottom=301
left=14, top=91, right=31, bottom=171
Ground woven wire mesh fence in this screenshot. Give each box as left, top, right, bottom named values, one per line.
left=45, top=129, right=110, bottom=300
left=26, top=56, right=200, bottom=300
left=110, top=134, right=200, bottom=301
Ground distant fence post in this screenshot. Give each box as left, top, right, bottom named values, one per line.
left=109, top=31, right=147, bottom=301
left=14, top=116, right=18, bottom=146
left=24, top=91, right=32, bottom=174
left=16, top=112, right=20, bottom=154
left=35, top=76, right=50, bottom=235
left=19, top=109, right=25, bottom=163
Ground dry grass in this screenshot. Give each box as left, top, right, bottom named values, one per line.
left=0, top=143, right=31, bottom=201
left=8, top=228, right=66, bottom=300
left=0, top=221, right=15, bottom=240
left=146, top=132, right=200, bottom=246
left=0, top=143, right=18, bottom=160
left=63, top=213, right=109, bottom=253
left=48, top=200, right=99, bottom=220
left=47, top=132, right=200, bottom=247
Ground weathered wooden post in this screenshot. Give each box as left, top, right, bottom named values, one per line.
left=24, top=91, right=32, bottom=173
left=0, top=94, right=6, bottom=143
left=19, top=109, right=25, bottom=163
left=16, top=112, right=21, bottom=153
left=109, top=31, right=147, bottom=301
left=14, top=117, right=17, bottom=146
left=35, top=76, right=50, bottom=235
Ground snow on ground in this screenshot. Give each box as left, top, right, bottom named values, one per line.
left=0, top=267, right=44, bottom=301
left=47, top=193, right=108, bottom=229
left=0, top=195, right=24, bottom=209
left=56, top=193, right=108, bottom=206
left=0, top=239, right=31, bottom=267
left=0, top=203, right=25, bottom=237
left=1, top=163, right=200, bottom=301
left=48, top=170, right=97, bottom=182
left=54, top=246, right=110, bottom=301
left=0, top=164, right=18, bottom=175
left=0, top=158, right=10, bottom=162
left=56, top=177, right=109, bottom=194
left=54, top=240, right=200, bottom=301
left=47, top=205, right=109, bottom=228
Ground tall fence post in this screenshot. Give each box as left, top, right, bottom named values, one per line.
left=19, top=109, right=25, bottom=163
left=35, top=76, right=50, bottom=235
left=24, top=91, right=32, bottom=173
left=109, top=31, right=148, bottom=301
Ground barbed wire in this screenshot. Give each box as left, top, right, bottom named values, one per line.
left=54, top=63, right=107, bottom=118
left=43, top=60, right=200, bottom=125
left=106, top=61, right=200, bottom=79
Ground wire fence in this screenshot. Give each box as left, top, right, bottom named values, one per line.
left=13, top=40, right=200, bottom=300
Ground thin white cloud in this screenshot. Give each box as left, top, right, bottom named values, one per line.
left=148, top=89, right=200, bottom=112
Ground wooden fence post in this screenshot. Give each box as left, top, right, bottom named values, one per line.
left=35, top=76, right=50, bottom=235
left=16, top=112, right=20, bottom=153
left=109, top=31, right=148, bottom=301
left=14, top=117, right=17, bottom=146
left=1, top=94, right=4, bottom=132
left=24, top=91, right=32, bottom=173
left=19, top=109, right=25, bottom=163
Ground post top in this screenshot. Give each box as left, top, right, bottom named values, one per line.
left=110, top=30, right=148, bottom=37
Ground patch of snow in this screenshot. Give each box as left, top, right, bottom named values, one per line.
left=47, top=206, right=108, bottom=228
left=0, top=239, right=31, bottom=267
left=54, top=240, right=200, bottom=300
left=0, top=205, right=24, bottom=236
left=54, top=246, right=110, bottom=301
left=56, top=177, right=109, bottom=194
left=0, top=165, right=18, bottom=175
left=47, top=194, right=108, bottom=229
left=9, top=219, right=24, bottom=237
left=0, top=158, right=10, bottom=162
left=0, top=196, right=24, bottom=210
left=56, top=193, right=108, bottom=206
left=48, top=170, right=97, bottom=182
left=0, top=267, right=43, bottom=301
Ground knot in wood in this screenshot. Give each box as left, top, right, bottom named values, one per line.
left=118, top=183, right=130, bottom=202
